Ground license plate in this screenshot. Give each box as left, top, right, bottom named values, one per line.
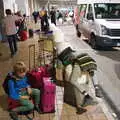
left=117, top=43, right=120, bottom=46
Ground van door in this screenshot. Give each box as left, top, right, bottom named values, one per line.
left=78, top=4, right=87, bottom=34
left=84, top=4, right=95, bottom=39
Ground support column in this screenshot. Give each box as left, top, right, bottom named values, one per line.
left=28, top=0, right=34, bottom=15
left=0, top=0, right=5, bottom=41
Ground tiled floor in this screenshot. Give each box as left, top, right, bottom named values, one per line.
left=0, top=21, right=109, bottom=120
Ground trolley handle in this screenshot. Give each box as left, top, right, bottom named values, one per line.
left=29, top=44, right=35, bottom=70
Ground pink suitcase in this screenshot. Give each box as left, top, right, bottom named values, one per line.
left=27, top=67, right=43, bottom=89
left=27, top=66, right=50, bottom=89
left=40, top=77, right=56, bottom=113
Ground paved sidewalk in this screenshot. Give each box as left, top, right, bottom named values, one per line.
left=0, top=21, right=111, bottom=120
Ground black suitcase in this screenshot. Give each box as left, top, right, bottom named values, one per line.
left=29, top=29, right=34, bottom=38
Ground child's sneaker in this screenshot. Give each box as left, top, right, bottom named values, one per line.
left=9, top=111, right=19, bottom=120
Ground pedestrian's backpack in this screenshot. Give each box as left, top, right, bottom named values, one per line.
left=2, top=72, right=16, bottom=95
left=15, top=19, right=21, bottom=27
left=40, top=10, right=45, bottom=17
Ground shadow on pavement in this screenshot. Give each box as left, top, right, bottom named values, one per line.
left=0, top=55, right=11, bottom=62
left=114, top=64, right=120, bottom=80
left=0, top=94, right=8, bottom=110
left=96, top=47, right=118, bottom=51
left=83, top=39, right=119, bottom=51
left=95, top=48, right=120, bottom=62
left=100, top=86, right=120, bottom=119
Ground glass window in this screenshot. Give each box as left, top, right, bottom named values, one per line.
left=79, top=4, right=87, bottom=18
left=94, top=3, right=120, bottom=19
left=88, top=4, right=93, bottom=13
left=87, top=4, right=93, bottom=19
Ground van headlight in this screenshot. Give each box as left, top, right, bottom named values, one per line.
left=101, top=25, right=108, bottom=35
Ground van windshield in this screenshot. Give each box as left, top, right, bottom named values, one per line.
left=94, top=3, right=120, bottom=19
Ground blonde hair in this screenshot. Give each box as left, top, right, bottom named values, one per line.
left=13, top=61, right=27, bottom=73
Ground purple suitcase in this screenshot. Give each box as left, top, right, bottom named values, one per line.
left=40, top=77, right=56, bottom=113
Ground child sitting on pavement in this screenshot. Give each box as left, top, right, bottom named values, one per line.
left=8, top=61, right=41, bottom=120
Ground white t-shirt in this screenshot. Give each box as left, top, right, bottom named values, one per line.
left=4, top=15, right=20, bottom=35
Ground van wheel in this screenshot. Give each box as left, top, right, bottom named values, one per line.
left=90, top=35, right=98, bottom=49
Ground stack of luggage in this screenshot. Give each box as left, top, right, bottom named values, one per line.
left=27, top=32, right=56, bottom=113
left=27, top=65, right=56, bottom=113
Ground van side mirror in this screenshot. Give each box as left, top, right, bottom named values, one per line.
left=87, top=13, right=94, bottom=20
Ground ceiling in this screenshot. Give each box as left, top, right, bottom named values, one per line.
left=38, top=0, right=77, bottom=7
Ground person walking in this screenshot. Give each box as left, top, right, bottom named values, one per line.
left=3, top=9, right=20, bottom=57
left=50, top=7, right=56, bottom=25
left=74, top=7, right=81, bottom=37
left=40, top=7, right=49, bottom=32
left=32, top=11, right=39, bottom=24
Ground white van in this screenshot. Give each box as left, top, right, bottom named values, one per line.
left=77, top=0, right=120, bottom=49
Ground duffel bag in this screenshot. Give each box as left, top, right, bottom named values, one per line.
left=27, top=66, right=50, bottom=89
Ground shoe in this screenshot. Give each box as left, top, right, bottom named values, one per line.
left=14, top=51, right=18, bottom=56
left=82, top=95, right=98, bottom=107
left=15, top=49, right=18, bottom=53
left=95, top=87, right=103, bottom=98
left=76, top=107, right=87, bottom=114
left=11, top=53, right=14, bottom=58
left=9, top=111, right=19, bottom=120
left=0, top=53, right=2, bottom=56
left=35, top=105, right=42, bottom=114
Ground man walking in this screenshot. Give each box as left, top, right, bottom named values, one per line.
left=50, top=7, right=56, bottom=25
left=4, top=9, right=19, bottom=57
left=32, top=11, right=39, bottom=24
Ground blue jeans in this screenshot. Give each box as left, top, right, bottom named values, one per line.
left=7, top=34, right=17, bottom=55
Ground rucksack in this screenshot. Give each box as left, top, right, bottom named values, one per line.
left=2, top=72, right=16, bottom=95
left=40, top=10, right=45, bottom=17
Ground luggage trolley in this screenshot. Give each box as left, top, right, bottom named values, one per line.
left=28, top=33, right=56, bottom=114
left=38, top=32, right=56, bottom=66
left=29, top=32, right=57, bottom=78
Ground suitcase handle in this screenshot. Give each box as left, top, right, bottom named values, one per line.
left=29, top=44, right=35, bottom=70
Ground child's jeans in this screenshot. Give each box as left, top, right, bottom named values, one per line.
left=15, top=88, right=40, bottom=112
